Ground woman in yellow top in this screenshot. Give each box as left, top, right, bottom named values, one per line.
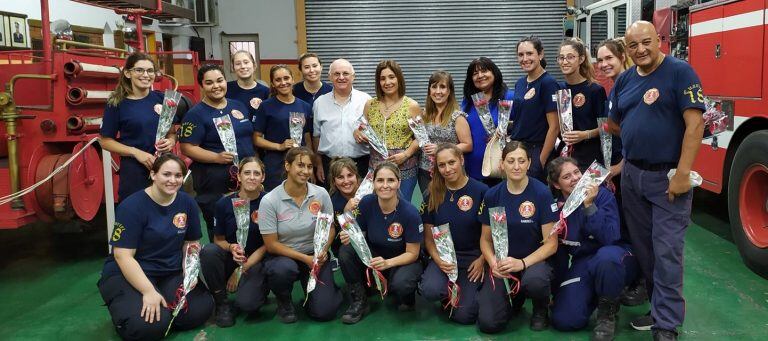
left=355, top=60, right=421, bottom=201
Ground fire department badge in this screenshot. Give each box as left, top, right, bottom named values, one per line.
left=524, top=87, right=536, bottom=100
left=519, top=201, right=536, bottom=219
left=309, top=200, right=322, bottom=215
left=173, top=213, right=188, bottom=229
left=388, top=222, right=403, bottom=239
left=643, top=88, right=660, bottom=105
left=251, top=210, right=259, bottom=224
left=573, top=93, right=586, bottom=108
left=154, top=104, right=163, bottom=115
left=250, top=97, right=262, bottom=109
left=231, top=109, right=245, bottom=120
left=457, top=195, right=473, bottom=212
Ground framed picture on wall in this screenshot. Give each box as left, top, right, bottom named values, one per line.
left=10, top=16, right=27, bottom=48
left=0, top=15, right=7, bottom=47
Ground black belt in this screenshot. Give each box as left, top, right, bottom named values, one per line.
left=627, top=159, right=677, bottom=171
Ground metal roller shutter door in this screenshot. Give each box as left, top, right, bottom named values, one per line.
left=305, top=0, right=567, bottom=104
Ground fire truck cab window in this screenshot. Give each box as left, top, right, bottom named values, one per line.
left=614, top=4, right=627, bottom=37
left=590, top=11, right=608, bottom=58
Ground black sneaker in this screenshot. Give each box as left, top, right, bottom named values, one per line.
left=215, top=301, right=236, bottom=328
left=652, top=328, right=678, bottom=341
left=276, top=296, right=297, bottom=324
left=630, top=311, right=654, bottom=331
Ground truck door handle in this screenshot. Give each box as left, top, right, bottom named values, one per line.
left=715, top=43, right=721, bottom=59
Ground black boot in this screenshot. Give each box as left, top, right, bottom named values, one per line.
left=530, top=299, right=549, bottom=331
left=213, top=291, right=235, bottom=328
left=592, top=296, right=620, bottom=341
left=620, top=278, right=648, bottom=306
left=341, top=283, right=370, bottom=324
left=275, top=293, right=297, bottom=324
left=397, top=292, right=416, bottom=312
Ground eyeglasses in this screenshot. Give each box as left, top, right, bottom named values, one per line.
left=556, top=55, right=579, bottom=63
left=331, top=71, right=354, bottom=78
left=130, top=68, right=156, bottom=75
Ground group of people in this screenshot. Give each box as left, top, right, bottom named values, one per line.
left=97, top=20, right=704, bottom=341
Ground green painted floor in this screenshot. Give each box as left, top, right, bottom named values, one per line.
left=1, top=189, right=767, bottom=340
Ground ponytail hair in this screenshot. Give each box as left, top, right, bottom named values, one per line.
left=108, top=52, right=155, bottom=107
left=598, top=38, right=633, bottom=70
left=427, top=143, right=465, bottom=212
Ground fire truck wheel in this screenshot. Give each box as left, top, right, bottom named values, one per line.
left=728, top=130, right=768, bottom=279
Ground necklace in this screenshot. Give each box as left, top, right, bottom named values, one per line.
left=446, top=176, right=469, bottom=202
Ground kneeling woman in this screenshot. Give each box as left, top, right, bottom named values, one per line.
left=547, top=157, right=638, bottom=341
left=259, top=147, right=342, bottom=323
left=200, top=157, right=268, bottom=328
left=338, top=162, right=423, bottom=324
left=98, top=153, right=213, bottom=341
left=477, top=141, right=558, bottom=333
left=419, top=143, right=488, bottom=324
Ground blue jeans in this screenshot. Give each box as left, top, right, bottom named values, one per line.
left=399, top=176, right=417, bottom=203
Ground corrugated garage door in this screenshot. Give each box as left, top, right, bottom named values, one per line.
left=306, top=0, right=567, bottom=104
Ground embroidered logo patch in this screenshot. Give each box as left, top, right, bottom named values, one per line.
left=519, top=201, right=536, bottom=219
left=231, top=109, right=244, bottom=120
left=251, top=210, right=259, bottom=224
left=643, top=88, right=660, bottom=105
left=111, top=222, right=125, bottom=242
left=309, top=200, right=322, bottom=215
left=388, top=222, right=403, bottom=239
left=173, top=213, right=188, bottom=229
left=154, top=104, right=163, bottom=115
left=573, top=93, right=586, bottom=108
left=524, top=87, right=536, bottom=100
left=457, top=195, right=473, bottom=212
left=250, top=97, right=262, bottom=109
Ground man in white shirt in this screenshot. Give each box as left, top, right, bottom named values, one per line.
left=313, top=59, right=372, bottom=184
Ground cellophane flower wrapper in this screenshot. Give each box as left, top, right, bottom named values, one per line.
left=356, top=116, right=389, bottom=158
left=597, top=117, right=612, bottom=168
left=702, top=98, right=728, bottom=137
left=231, top=198, right=250, bottom=285
left=337, top=212, right=386, bottom=297
left=289, top=112, right=305, bottom=147
left=432, top=223, right=460, bottom=313
left=497, top=100, right=513, bottom=149
left=489, top=207, right=515, bottom=304
left=155, top=90, right=181, bottom=147
left=472, top=92, right=495, bottom=136
left=554, top=89, right=574, bottom=157
left=408, top=115, right=434, bottom=172
left=165, top=242, right=201, bottom=336
left=213, top=114, right=239, bottom=166
left=353, top=169, right=374, bottom=203
left=549, top=161, right=610, bottom=239
left=305, top=212, right=333, bottom=304
left=667, top=169, right=703, bottom=188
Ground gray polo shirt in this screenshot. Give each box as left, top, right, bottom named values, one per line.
left=258, top=181, right=334, bottom=255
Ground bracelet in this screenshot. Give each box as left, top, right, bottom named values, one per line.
left=521, top=258, right=527, bottom=271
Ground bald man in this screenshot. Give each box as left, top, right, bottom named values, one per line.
left=312, top=59, right=372, bottom=184
left=606, top=21, right=704, bottom=341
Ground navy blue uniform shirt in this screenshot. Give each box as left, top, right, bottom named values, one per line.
left=331, top=191, right=350, bottom=219
left=102, top=190, right=202, bottom=277
left=421, top=178, right=488, bottom=267
left=252, top=97, right=312, bottom=187
left=213, top=192, right=265, bottom=256
left=179, top=100, right=256, bottom=158
left=510, top=72, right=559, bottom=144
left=608, top=55, right=705, bottom=164
left=357, top=194, right=423, bottom=260
left=101, top=91, right=177, bottom=199
left=293, top=81, right=332, bottom=108
left=226, top=80, right=269, bottom=116
left=479, top=178, right=558, bottom=259
left=565, top=80, right=607, bottom=169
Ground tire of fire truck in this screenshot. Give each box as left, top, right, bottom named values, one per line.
left=727, top=130, right=768, bottom=279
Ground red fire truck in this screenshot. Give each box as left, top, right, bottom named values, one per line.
left=0, top=1, right=200, bottom=229
left=573, top=0, right=768, bottom=277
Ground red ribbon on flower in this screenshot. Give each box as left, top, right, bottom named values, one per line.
left=550, top=211, right=569, bottom=240
left=560, top=144, right=573, bottom=157
left=228, top=165, right=239, bottom=191
left=487, top=266, right=521, bottom=306
left=443, top=281, right=462, bottom=315
left=365, top=266, right=388, bottom=298
left=167, top=286, right=189, bottom=313
left=491, top=210, right=506, bottom=223
left=309, top=259, right=325, bottom=287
